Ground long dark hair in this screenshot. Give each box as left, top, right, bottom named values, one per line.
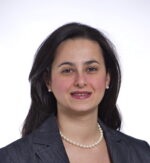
left=22, top=22, right=121, bottom=137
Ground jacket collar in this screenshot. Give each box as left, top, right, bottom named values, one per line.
left=100, top=120, right=130, bottom=163
left=33, top=115, right=70, bottom=163
left=33, top=115, right=130, bottom=163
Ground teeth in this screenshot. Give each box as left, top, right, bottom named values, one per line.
left=76, top=94, right=86, bottom=96
left=72, top=93, right=90, bottom=96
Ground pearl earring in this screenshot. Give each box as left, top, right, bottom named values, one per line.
left=48, top=88, right=51, bottom=92
left=106, top=85, right=109, bottom=89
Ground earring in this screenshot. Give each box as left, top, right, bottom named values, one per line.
left=106, top=85, right=109, bottom=89
left=48, top=88, right=51, bottom=92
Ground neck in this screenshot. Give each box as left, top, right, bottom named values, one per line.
left=57, top=109, right=99, bottom=144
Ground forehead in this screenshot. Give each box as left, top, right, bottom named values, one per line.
left=53, top=38, right=104, bottom=64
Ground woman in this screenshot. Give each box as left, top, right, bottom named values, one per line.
left=0, top=22, right=149, bottom=163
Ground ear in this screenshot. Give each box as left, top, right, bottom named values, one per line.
left=43, top=72, right=51, bottom=92
left=46, top=80, right=52, bottom=92
left=47, top=81, right=52, bottom=92
left=106, top=73, right=110, bottom=89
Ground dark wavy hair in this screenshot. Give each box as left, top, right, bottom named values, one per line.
left=22, top=22, right=121, bottom=137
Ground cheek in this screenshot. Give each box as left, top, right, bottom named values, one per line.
left=88, top=76, right=107, bottom=90
left=51, top=75, right=72, bottom=93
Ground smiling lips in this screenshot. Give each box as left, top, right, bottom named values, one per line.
left=70, top=91, right=92, bottom=99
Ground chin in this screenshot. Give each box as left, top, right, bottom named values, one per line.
left=68, top=105, right=98, bottom=115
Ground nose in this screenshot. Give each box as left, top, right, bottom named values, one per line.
left=74, top=72, right=87, bottom=88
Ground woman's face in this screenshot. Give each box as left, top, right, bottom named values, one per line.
left=48, top=38, right=110, bottom=115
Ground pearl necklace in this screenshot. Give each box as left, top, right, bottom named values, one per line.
left=60, top=123, right=103, bottom=149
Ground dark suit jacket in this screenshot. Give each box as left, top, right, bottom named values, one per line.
left=0, top=115, right=150, bottom=163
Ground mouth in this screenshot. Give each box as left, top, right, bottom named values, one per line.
left=70, top=91, right=92, bottom=99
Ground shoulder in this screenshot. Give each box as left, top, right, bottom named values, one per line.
left=101, top=120, right=150, bottom=150
left=0, top=115, right=60, bottom=163
left=117, top=130, right=150, bottom=150
left=117, top=130, right=150, bottom=160
left=100, top=121, right=150, bottom=161
left=0, top=134, right=34, bottom=162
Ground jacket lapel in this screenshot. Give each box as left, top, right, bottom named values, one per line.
left=100, top=121, right=131, bottom=163
left=32, top=115, right=70, bottom=163
left=32, top=115, right=131, bottom=163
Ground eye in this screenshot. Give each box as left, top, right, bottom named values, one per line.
left=61, top=68, right=74, bottom=74
left=86, top=66, right=98, bottom=73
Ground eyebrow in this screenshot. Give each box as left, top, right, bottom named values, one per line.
left=58, top=62, right=75, bottom=67
left=85, top=60, right=100, bottom=65
left=58, top=60, right=100, bottom=67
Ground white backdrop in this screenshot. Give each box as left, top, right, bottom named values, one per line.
left=0, top=0, right=150, bottom=147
